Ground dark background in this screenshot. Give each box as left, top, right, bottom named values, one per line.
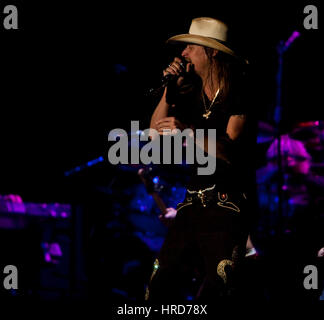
left=0, top=0, right=322, bottom=202
left=0, top=0, right=323, bottom=307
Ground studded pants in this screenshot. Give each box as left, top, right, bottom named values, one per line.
left=146, top=187, right=250, bottom=302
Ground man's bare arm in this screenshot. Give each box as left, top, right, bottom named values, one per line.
left=226, top=114, right=247, bottom=140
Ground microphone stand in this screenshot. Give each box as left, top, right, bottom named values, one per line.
left=64, top=156, right=105, bottom=177
left=273, top=31, right=300, bottom=235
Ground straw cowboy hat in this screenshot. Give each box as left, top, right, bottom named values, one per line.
left=167, top=17, right=237, bottom=58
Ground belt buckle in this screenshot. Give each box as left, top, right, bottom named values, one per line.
left=187, top=185, right=215, bottom=208
left=197, top=189, right=207, bottom=207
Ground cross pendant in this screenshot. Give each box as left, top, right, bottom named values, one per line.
left=203, top=111, right=211, bottom=119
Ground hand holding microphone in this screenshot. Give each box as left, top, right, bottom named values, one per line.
left=163, top=57, right=191, bottom=105
left=162, top=57, right=189, bottom=87
left=145, top=57, right=190, bottom=98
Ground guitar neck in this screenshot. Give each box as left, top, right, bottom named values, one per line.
left=151, top=192, right=167, bottom=215
left=138, top=168, right=167, bottom=215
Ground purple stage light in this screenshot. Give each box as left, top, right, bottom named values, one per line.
left=284, top=30, right=300, bottom=49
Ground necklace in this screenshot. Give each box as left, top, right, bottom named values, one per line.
left=202, top=88, right=220, bottom=119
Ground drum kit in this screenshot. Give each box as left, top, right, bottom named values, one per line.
left=257, top=120, right=324, bottom=173
left=256, top=119, right=324, bottom=229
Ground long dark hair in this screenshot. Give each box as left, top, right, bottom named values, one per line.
left=204, top=48, right=246, bottom=103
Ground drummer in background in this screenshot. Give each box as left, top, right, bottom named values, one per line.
left=290, top=120, right=324, bottom=164
left=256, top=134, right=324, bottom=301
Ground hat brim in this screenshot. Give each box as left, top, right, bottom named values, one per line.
left=167, top=34, right=236, bottom=57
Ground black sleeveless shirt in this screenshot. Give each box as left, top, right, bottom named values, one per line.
left=168, top=77, right=250, bottom=192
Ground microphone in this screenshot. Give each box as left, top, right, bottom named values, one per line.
left=145, top=58, right=188, bottom=97
left=161, top=58, right=187, bottom=86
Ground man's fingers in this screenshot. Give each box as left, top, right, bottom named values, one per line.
left=164, top=62, right=181, bottom=77
left=156, top=121, right=174, bottom=130
left=169, top=64, right=181, bottom=75
left=156, top=117, right=175, bottom=124
left=169, top=59, right=184, bottom=74
left=155, top=117, right=185, bottom=134
left=158, top=129, right=173, bottom=135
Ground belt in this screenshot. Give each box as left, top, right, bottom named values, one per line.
left=187, top=184, right=216, bottom=207
left=186, top=185, right=247, bottom=211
